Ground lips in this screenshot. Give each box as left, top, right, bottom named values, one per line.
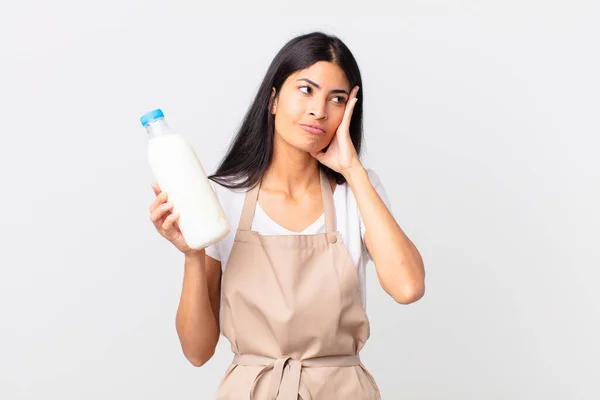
left=299, top=124, right=326, bottom=135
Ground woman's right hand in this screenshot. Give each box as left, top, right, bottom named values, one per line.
left=149, top=183, right=196, bottom=255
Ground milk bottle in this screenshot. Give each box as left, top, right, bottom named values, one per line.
left=141, top=109, right=229, bottom=250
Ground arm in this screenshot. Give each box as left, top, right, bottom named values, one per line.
left=175, top=250, right=222, bottom=366
left=309, top=86, right=425, bottom=304
left=345, top=166, right=425, bottom=304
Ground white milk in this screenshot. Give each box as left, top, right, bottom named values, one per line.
left=141, top=109, right=229, bottom=250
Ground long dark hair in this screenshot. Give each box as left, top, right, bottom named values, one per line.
left=208, top=31, right=364, bottom=190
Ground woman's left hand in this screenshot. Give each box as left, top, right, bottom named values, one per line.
left=311, top=86, right=363, bottom=177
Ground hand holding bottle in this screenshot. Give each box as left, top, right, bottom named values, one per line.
left=149, top=182, right=197, bottom=254
left=141, top=109, right=230, bottom=250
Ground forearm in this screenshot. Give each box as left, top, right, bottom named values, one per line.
left=175, top=250, right=219, bottom=366
left=345, top=166, right=425, bottom=304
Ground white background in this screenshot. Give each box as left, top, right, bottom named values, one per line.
left=1, top=1, right=598, bottom=399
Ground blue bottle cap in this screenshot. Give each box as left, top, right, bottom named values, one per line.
left=140, top=109, right=165, bottom=127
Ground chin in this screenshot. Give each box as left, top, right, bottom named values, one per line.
left=276, top=127, right=331, bottom=153
left=298, top=137, right=330, bottom=153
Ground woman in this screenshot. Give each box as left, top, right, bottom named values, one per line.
left=149, top=32, right=425, bottom=399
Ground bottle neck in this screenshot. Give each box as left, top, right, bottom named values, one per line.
left=145, top=118, right=173, bottom=139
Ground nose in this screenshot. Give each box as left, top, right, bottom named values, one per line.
left=308, top=98, right=327, bottom=120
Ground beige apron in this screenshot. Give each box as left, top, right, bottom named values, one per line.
left=216, top=170, right=381, bottom=399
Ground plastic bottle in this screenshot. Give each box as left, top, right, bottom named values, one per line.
left=141, top=109, right=229, bottom=250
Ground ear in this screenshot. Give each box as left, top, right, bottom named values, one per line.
left=269, top=87, right=278, bottom=114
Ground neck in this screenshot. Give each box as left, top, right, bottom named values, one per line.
left=262, top=135, right=321, bottom=196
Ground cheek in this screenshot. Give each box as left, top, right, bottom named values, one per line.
left=325, top=108, right=345, bottom=132
left=284, top=98, right=306, bottom=123
left=325, top=128, right=338, bottom=143
left=275, top=98, right=305, bottom=133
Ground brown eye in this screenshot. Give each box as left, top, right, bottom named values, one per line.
left=332, top=96, right=346, bottom=104
left=299, top=86, right=311, bottom=94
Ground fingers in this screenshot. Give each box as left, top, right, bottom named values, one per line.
left=151, top=182, right=161, bottom=196
left=150, top=190, right=168, bottom=213
left=150, top=201, right=174, bottom=227
left=149, top=183, right=179, bottom=235
left=310, top=150, right=325, bottom=161
left=346, top=86, right=359, bottom=113
left=162, top=210, right=180, bottom=230
left=339, top=86, right=360, bottom=131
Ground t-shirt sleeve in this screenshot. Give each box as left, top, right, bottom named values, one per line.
left=359, top=169, right=392, bottom=259
left=204, top=242, right=221, bottom=261
left=204, top=180, right=222, bottom=261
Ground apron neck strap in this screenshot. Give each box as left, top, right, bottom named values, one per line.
left=319, top=169, right=337, bottom=233
left=238, top=169, right=336, bottom=233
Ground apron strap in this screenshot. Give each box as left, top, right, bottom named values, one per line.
left=238, top=181, right=260, bottom=232
left=234, top=354, right=361, bottom=400
left=319, top=169, right=337, bottom=234
left=238, top=169, right=337, bottom=233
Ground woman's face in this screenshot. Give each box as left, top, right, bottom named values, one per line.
left=270, top=61, right=351, bottom=154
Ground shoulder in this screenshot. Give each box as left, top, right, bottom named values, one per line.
left=336, top=167, right=385, bottom=196
left=362, top=168, right=386, bottom=194
left=336, top=167, right=391, bottom=213
left=209, top=177, right=248, bottom=197
left=208, top=177, right=250, bottom=215
left=355, top=168, right=384, bottom=190
left=205, top=178, right=247, bottom=262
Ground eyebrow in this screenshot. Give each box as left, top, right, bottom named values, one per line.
left=296, top=78, right=349, bottom=96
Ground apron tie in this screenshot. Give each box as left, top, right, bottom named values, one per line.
left=233, top=354, right=362, bottom=400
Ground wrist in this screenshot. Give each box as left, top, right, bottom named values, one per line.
left=184, top=248, right=205, bottom=261
left=342, top=163, right=367, bottom=184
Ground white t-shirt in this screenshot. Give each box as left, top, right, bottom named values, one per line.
left=205, top=169, right=391, bottom=310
